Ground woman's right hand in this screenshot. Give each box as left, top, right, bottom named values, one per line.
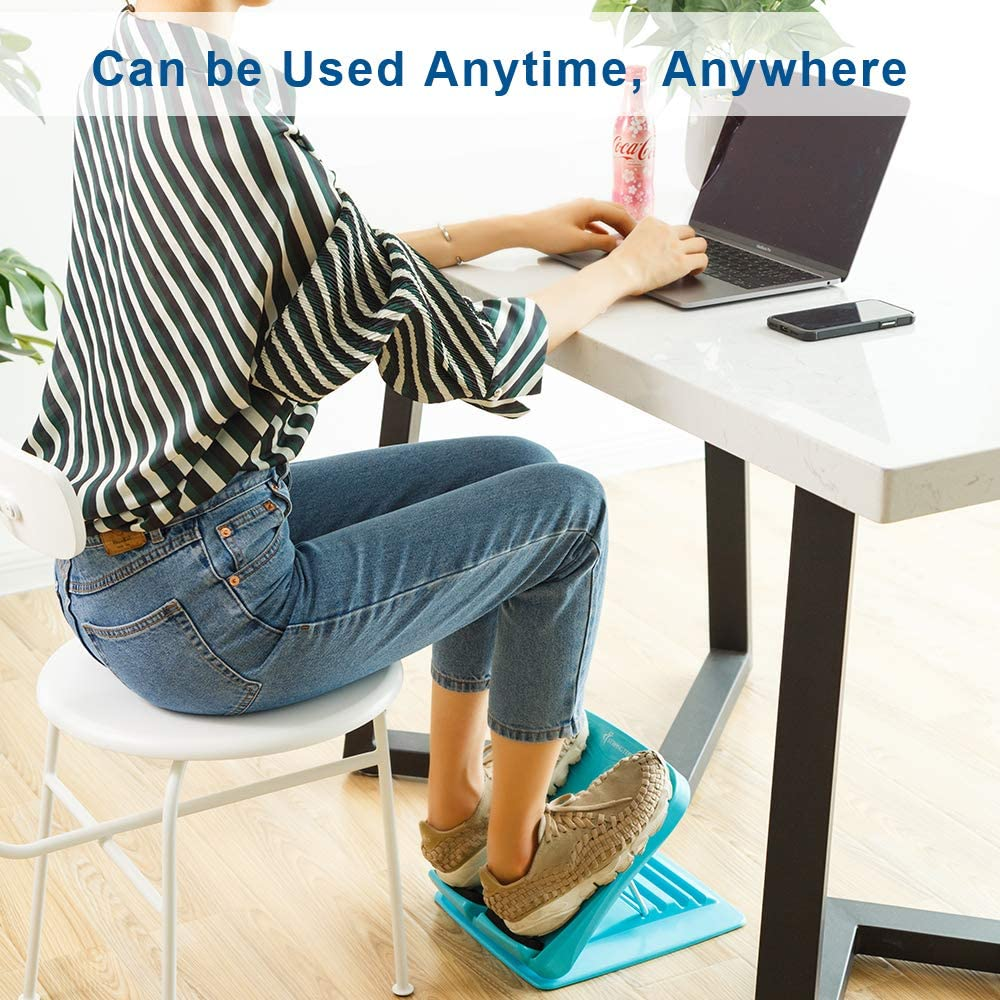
left=530, top=217, right=710, bottom=351
left=606, top=218, right=709, bottom=296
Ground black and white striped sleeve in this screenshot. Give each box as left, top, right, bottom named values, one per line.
left=249, top=170, right=548, bottom=418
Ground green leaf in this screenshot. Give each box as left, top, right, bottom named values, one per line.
left=11, top=258, right=61, bottom=306
left=591, top=0, right=633, bottom=21
left=0, top=339, right=45, bottom=363
left=21, top=62, right=40, bottom=92
left=13, top=331, right=55, bottom=349
left=0, top=26, right=43, bottom=117
left=591, top=2, right=622, bottom=27
left=731, top=10, right=790, bottom=52
left=0, top=282, right=13, bottom=341
left=0, top=249, right=63, bottom=334
left=622, top=11, right=649, bottom=43
left=765, top=10, right=847, bottom=57
left=647, top=11, right=708, bottom=50
left=0, top=248, right=61, bottom=289
left=0, top=266, right=45, bottom=329
left=0, top=29, right=31, bottom=53
left=14, top=335, right=48, bottom=363
left=683, top=0, right=753, bottom=10
left=726, top=7, right=845, bottom=55
left=0, top=278, right=54, bottom=364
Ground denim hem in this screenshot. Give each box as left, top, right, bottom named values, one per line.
left=487, top=713, right=577, bottom=744
left=431, top=667, right=491, bottom=694
left=567, top=535, right=602, bottom=736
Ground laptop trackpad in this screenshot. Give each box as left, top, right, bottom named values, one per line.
left=549, top=250, right=712, bottom=293
left=549, top=250, right=609, bottom=269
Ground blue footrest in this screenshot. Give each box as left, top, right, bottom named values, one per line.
left=430, top=712, right=745, bottom=990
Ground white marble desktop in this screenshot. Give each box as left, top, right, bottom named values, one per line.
left=450, top=170, right=1000, bottom=524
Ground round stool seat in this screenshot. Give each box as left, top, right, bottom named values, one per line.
left=37, top=640, right=403, bottom=762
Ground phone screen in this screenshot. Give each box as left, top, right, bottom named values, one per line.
left=776, top=300, right=908, bottom=332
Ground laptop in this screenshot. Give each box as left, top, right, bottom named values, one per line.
left=553, top=80, right=910, bottom=309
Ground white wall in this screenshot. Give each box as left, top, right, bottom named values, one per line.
left=1, top=0, right=995, bottom=592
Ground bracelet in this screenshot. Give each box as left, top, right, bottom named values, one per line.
left=437, top=223, right=464, bottom=267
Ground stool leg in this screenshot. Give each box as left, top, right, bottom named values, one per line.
left=374, top=712, right=413, bottom=997
left=19, top=725, right=61, bottom=1000
left=161, top=761, right=187, bottom=1000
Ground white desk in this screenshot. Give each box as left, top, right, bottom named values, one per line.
left=442, top=169, right=1000, bottom=998
left=451, top=177, right=1000, bottom=525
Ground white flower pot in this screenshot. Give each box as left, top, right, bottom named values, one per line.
left=685, top=91, right=732, bottom=190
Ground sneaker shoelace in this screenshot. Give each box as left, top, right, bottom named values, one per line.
left=539, top=793, right=633, bottom=842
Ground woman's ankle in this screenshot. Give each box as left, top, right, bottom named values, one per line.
left=427, top=771, right=485, bottom=830
left=486, top=818, right=541, bottom=884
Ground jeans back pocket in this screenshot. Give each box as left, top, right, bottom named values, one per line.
left=82, top=600, right=262, bottom=716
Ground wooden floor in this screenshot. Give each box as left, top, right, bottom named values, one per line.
left=1, top=460, right=998, bottom=1000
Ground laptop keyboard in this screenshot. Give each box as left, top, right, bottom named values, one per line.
left=702, top=238, right=821, bottom=290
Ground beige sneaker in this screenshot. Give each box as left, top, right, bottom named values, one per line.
left=480, top=750, right=671, bottom=937
left=422, top=718, right=591, bottom=888
left=419, top=774, right=492, bottom=888
left=483, top=713, right=590, bottom=795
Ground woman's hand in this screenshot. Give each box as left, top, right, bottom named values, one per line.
left=520, top=198, right=638, bottom=257
left=606, top=218, right=708, bottom=296
left=530, top=217, right=709, bottom=351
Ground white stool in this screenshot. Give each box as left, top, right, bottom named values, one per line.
left=0, top=439, right=413, bottom=998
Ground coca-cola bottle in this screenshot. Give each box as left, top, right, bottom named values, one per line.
left=612, top=65, right=655, bottom=220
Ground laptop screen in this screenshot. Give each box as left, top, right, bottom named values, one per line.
left=691, top=84, right=909, bottom=277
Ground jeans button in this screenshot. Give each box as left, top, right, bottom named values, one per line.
left=219, top=526, right=233, bottom=538
left=229, top=575, right=241, bottom=587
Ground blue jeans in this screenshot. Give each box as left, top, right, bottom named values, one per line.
left=56, top=438, right=607, bottom=742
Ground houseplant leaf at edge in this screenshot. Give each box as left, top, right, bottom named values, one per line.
left=0, top=29, right=60, bottom=365
left=0, top=253, right=61, bottom=364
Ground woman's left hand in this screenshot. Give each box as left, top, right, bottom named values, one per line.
left=520, top=198, right=638, bottom=257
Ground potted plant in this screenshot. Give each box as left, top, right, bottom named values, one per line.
left=592, top=0, right=847, bottom=187
left=1, top=28, right=60, bottom=370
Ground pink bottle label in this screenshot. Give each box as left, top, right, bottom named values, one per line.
left=613, top=114, right=655, bottom=220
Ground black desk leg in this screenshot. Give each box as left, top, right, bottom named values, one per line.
left=376, top=383, right=423, bottom=449
left=660, top=443, right=753, bottom=794
left=756, top=487, right=1000, bottom=999
left=755, top=487, right=856, bottom=1000
left=343, top=388, right=431, bottom=777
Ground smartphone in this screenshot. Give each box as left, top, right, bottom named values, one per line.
left=768, top=300, right=915, bottom=342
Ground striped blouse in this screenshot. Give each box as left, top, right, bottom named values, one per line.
left=25, top=15, right=548, bottom=533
